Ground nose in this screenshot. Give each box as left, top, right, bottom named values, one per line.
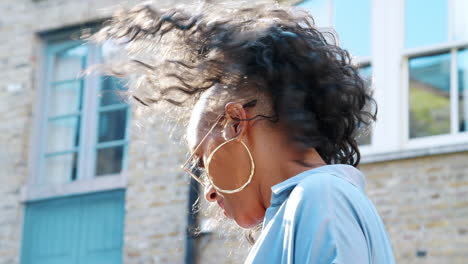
left=204, top=185, right=218, bottom=202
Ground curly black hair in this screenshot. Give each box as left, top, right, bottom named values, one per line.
left=91, top=2, right=377, bottom=167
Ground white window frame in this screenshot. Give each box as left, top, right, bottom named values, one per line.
left=400, top=0, right=468, bottom=150
left=296, top=0, right=468, bottom=163
left=361, top=0, right=468, bottom=163
left=23, top=27, right=129, bottom=202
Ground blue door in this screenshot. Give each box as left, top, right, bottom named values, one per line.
left=21, top=190, right=125, bottom=264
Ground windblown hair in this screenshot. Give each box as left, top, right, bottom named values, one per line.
left=92, top=1, right=377, bottom=167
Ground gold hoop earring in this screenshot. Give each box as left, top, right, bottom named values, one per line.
left=205, top=138, right=255, bottom=194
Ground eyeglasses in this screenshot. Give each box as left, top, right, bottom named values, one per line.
left=181, top=113, right=225, bottom=188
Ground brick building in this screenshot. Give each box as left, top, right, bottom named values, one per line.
left=0, top=0, right=467, bottom=263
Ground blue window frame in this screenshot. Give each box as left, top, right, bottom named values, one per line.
left=36, top=33, right=130, bottom=186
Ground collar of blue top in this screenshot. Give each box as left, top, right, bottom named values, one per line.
left=269, top=164, right=366, bottom=207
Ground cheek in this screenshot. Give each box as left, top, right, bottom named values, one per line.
left=206, top=140, right=253, bottom=191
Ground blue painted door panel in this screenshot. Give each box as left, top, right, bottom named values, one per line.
left=79, top=191, right=125, bottom=264
left=21, top=190, right=125, bottom=264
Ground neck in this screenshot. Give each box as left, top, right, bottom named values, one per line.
left=256, top=143, right=326, bottom=209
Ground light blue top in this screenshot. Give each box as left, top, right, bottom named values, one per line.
left=245, top=164, right=396, bottom=264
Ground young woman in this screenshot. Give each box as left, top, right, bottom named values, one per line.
left=94, top=2, right=396, bottom=263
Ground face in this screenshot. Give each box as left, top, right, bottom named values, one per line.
left=186, top=90, right=265, bottom=228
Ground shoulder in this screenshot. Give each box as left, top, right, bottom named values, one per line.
left=283, top=168, right=368, bottom=224
left=290, top=169, right=362, bottom=204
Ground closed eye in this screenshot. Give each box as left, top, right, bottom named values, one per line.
left=197, top=156, right=205, bottom=169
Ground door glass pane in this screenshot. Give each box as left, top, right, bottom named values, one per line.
left=334, top=0, right=371, bottom=57
left=100, top=76, right=127, bottom=106
left=405, top=0, right=448, bottom=48
left=357, top=65, right=373, bottom=145
left=53, top=45, right=87, bottom=82
left=409, top=53, right=451, bottom=138
left=49, top=81, right=82, bottom=116
left=47, top=117, right=81, bottom=153
left=454, top=0, right=468, bottom=41
left=95, top=146, right=124, bottom=176
left=459, top=49, right=468, bottom=132
left=98, top=109, right=127, bottom=143
left=296, top=0, right=329, bottom=27
left=44, top=152, right=78, bottom=184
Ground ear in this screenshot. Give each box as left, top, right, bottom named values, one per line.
left=223, top=102, right=248, bottom=140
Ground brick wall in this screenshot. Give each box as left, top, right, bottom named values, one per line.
left=361, top=152, right=468, bottom=264
left=124, top=122, right=189, bottom=264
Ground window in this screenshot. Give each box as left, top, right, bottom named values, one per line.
left=95, top=76, right=129, bottom=176
left=405, top=0, right=468, bottom=48
left=356, top=65, right=373, bottom=145
left=459, top=49, right=468, bottom=132
left=27, top=28, right=130, bottom=200
left=43, top=42, right=86, bottom=184
left=333, top=0, right=371, bottom=58
left=405, top=0, right=448, bottom=48
left=405, top=0, right=468, bottom=141
left=409, top=53, right=451, bottom=138
left=297, top=0, right=371, bottom=58
left=40, top=38, right=129, bottom=184
left=297, top=0, right=374, bottom=146
left=296, top=0, right=329, bottom=28
left=291, top=0, right=468, bottom=159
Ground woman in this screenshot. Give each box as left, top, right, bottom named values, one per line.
left=94, top=2, right=396, bottom=263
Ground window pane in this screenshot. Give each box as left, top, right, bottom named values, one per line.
left=100, top=76, right=127, bottom=106
left=334, top=0, right=371, bottom=57
left=47, top=117, right=81, bottom=153
left=405, top=0, right=448, bottom=48
left=454, top=0, right=468, bottom=41
left=43, top=152, right=78, bottom=184
left=360, top=65, right=373, bottom=81
left=95, top=146, right=124, bottom=176
left=459, top=49, right=468, bottom=132
left=409, top=53, right=451, bottom=138
left=49, top=81, right=82, bottom=116
left=97, top=109, right=127, bottom=143
left=357, top=65, right=373, bottom=145
left=296, top=0, right=329, bottom=27
left=53, top=45, right=87, bottom=81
